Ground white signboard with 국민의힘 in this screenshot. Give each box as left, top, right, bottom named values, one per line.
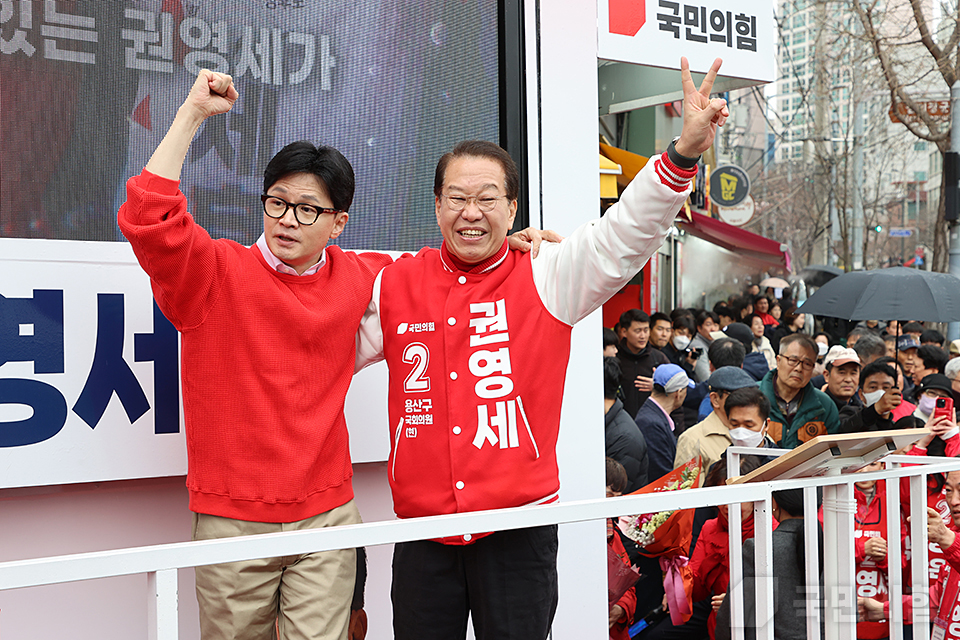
left=597, top=0, right=775, bottom=83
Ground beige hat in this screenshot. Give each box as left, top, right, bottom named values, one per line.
left=950, top=339, right=960, bottom=356
left=823, top=345, right=860, bottom=369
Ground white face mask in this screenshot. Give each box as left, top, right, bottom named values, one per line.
left=673, top=335, right=691, bottom=350
left=862, top=389, right=885, bottom=407
left=729, top=427, right=765, bottom=448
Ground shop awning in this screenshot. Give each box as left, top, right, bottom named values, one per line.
left=599, top=154, right=622, bottom=198
left=678, top=207, right=791, bottom=272
left=600, top=142, right=647, bottom=190
left=599, top=141, right=790, bottom=272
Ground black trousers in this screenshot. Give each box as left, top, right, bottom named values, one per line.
left=391, top=525, right=559, bottom=640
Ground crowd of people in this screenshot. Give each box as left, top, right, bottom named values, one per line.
left=603, top=288, right=960, bottom=639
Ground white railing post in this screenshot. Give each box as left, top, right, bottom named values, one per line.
left=910, top=474, right=931, bottom=639
left=147, top=569, right=178, bottom=640
left=753, top=495, right=775, bottom=640
left=727, top=451, right=746, bottom=640
left=885, top=459, right=904, bottom=640
left=803, top=486, right=821, bottom=640
left=821, top=478, right=857, bottom=639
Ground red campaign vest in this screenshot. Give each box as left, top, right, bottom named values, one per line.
left=929, top=490, right=952, bottom=588
left=855, top=482, right=908, bottom=640
left=379, top=248, right=573, bottom=532
left=934, top=564, right=960, bottom=640
left=902, top=488, right=951, bottom=594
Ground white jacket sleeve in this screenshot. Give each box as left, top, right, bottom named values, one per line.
left=355, top=269, right=387, bottom=373
left=531, top=154, right=695, bottom=326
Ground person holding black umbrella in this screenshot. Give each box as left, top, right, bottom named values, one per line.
left=838, top=360, right=902, bottom=434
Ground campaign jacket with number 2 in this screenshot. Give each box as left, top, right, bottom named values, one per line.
left=356, top=154, right=697, bottom=544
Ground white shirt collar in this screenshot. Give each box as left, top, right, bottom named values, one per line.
left=254, top=234, right=326, bottom=276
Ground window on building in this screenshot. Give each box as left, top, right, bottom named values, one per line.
left=914, top=141, right=927, bottom=151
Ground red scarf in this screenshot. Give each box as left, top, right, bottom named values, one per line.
left=718, top=510, right=756, bottom=540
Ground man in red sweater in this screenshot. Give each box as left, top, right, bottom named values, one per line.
left=356, top=57, right=729, bottom=639
left=118, top=70, right=393, bottom=640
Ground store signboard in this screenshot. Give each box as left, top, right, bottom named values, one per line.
left=717, top=195, right=755, bottom=226
left=598, top=0, right=775, bottom=83
left=710, top=164, right=750, bottom=207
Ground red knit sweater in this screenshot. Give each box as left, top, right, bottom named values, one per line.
left=118, top=170, right=392, bottom=522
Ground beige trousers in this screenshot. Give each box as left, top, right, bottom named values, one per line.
left=192, top=500, right=360, bottom=640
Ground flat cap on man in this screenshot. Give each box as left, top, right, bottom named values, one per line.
left=706, top=366, right=759, bottom=392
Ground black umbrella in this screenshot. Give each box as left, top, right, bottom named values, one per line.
left=798, top=264, right=843, bottom=289
left=798, top=267, right=960, bottom=323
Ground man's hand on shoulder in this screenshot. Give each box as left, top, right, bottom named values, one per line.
left=673, top=57, right=729, bottom=159
left=508, top=227, right=564, bottom=258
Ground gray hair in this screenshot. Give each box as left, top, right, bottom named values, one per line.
left=945, top=357, right=960, bottom=381
left=852, top=333, right=886, bottom=364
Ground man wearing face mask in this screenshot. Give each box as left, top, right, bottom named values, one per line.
left=674, top=367, right=759, bottom=472
left=838, top=361, right=902, bottom=434
left=724, top=387, right=777, bottom=453
left=662, top=315, right=699, bottom=377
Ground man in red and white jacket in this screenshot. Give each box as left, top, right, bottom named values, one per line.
left=356, top=57, right=729, bottom=640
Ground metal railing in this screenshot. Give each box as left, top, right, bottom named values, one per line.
left=2, top=456, right=958, bottom=640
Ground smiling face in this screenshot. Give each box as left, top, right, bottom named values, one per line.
left=435, top=156, right=518, bottom=265
left=263, top=173, right=348, bottom=274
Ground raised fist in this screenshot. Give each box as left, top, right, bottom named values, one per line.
left=183, top=69, right=239, bottom=120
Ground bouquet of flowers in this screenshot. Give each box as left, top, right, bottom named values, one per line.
left=619, top=456, right=703, bottom=625
left=620, top=456, right=701, bottom=555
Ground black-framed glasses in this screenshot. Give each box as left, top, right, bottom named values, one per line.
left=441, top=194, right=507, bottom=213
left=777, top=354, right=816, bottom=371
left=260, top=194, right=343, bottom=226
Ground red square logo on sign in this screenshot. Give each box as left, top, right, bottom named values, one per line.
left=609, top=0, right=645, bottom=36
